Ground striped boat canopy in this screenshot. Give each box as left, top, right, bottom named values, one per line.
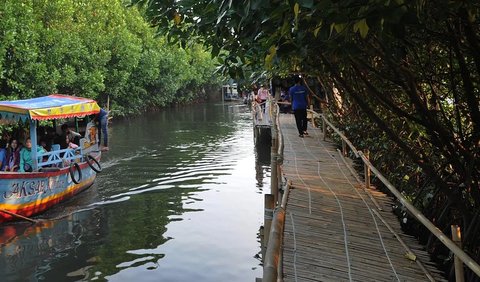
left=0, top=94, right=101, bottom=122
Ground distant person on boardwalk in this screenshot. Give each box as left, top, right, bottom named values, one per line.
left=97, top=108, right=109, bottom=151
left=289, top=76, right=310, bottom=138
left=256, top=84, right=270, bottom=112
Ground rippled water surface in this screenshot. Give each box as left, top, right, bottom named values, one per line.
left=0, top=103, right=272, bottom=281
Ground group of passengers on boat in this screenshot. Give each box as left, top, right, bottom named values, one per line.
left=0, top=110, right=108, bottom=173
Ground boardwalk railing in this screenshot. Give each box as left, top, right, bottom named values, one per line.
left=252, top=99, right=273, bottom=128
left=261, top=102, right=290, bottom=282
left=312, top=110, right=480, bottom=280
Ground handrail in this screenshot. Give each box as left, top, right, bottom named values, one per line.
left=359, top=152, right=480, bottom=277
left=313, top=112, right=359, bottom=157
left=317, top=110, right=480, bottom=278
left=37, top=147, right=83, bottom=168
left=252, top=98, right=273, bottom=127
left=263, top=207, right=285, bottom=281
left=262, top=103, right=288, bottom=282
left=276, top=103, right=284, bottom=165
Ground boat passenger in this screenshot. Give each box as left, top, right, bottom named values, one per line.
left=66, top=135, right=78, bottom=150
left=0, top=140, right=7, bottom=171
left=61, top=124, right=81, bottom=147
left=4, top=139, right=21, bottom=172
left=19, top=138, right=46, bottom=172
left=45, top=126, right=58, bottom=150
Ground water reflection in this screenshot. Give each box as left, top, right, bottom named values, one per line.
left=0, top=103, right=268, bottom=281
left=0, top=210, right=105, bottom=281
left=255, top=133, right=272, bottom=190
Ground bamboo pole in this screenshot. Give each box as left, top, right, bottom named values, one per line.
left=451, top=225, right=465, bottom=282
left=309, top=105, right=316, bottom=127
left=276, top=105, right=284, bottom=200
left=319, top=114, right=359, bottom=157
left=264, top=194, right=275, bottom=259
left=0, top=209, right=37, bottom=223
left=322, top=118, right=327, bottom=141
left=260, top=226, right=265, bottom=262
left=364, top=149, right=371, bottom=189
left=342, top=139, right=347, bottom=156
left=263, top=207, right=285, bottom=282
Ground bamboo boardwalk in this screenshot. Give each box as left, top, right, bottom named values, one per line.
left=279, top=114, right=446, bottom=282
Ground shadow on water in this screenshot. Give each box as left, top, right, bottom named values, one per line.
left=254, top=128, right=272, bottom=190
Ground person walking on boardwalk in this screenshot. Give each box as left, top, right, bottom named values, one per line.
left=289, top=75, right=310, bottom=137
left=256, top=83, right=270, bottom=112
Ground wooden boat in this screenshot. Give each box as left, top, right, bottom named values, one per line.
left=0, top=94, right=103, bottom=223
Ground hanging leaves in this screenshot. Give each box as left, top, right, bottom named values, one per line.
left=353, top=19, right=369, bottom=38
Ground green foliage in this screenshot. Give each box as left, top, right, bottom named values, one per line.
left=0, top=0, right=220, bottom=117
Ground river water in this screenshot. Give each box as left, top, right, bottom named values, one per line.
left=0, top=102, right=272, bottom=281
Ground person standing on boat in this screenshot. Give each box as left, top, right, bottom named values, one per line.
left=19, top=138, right=45, bottom=172
left=97, top=108, right=109, bottom=151
left=289, top=75, right=310, bottom=138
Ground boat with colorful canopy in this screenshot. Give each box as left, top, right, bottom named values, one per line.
left=0, top=94, right=103, bottom=223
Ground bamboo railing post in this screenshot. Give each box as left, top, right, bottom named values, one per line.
left=264, top=194, right=274, bottom=259
left=263, top=207, right=286, bottom=282
left=342, top=139, right=347, bottom=156
left=309, top=105, right=316, bottom=128
left=451, top=225, right=465, bottom=282
left=364, top=149, right=371, bottom=189
left=259, top=226, right=265, bottom=261
left=271, top=139, right=278, bottom=202
left=322, top=118, right=327, bottom=141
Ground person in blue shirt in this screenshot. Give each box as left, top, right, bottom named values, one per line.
left=289, top=76, right=310, bottom=137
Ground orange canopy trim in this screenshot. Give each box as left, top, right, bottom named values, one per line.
left=0, top=94, right=101, bottom=121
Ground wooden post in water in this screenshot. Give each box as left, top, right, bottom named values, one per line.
left=364, top=149, right=371, bottom=189
left=271, top=105, right=279, bottom=203
left=264, top=194, right=274, bottom=260
left=451, top=225, right=465, bottom=282
left=263, top=207, right=285, bottom=282
left=271, top=140, right=278, bottom=203
left=259, top=226, right=265, bottom=262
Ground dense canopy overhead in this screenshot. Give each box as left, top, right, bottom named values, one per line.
left=131, top=0, right=480, bottom=275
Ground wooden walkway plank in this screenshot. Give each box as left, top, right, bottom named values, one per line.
left=279, top=114, right=446, bottom=282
